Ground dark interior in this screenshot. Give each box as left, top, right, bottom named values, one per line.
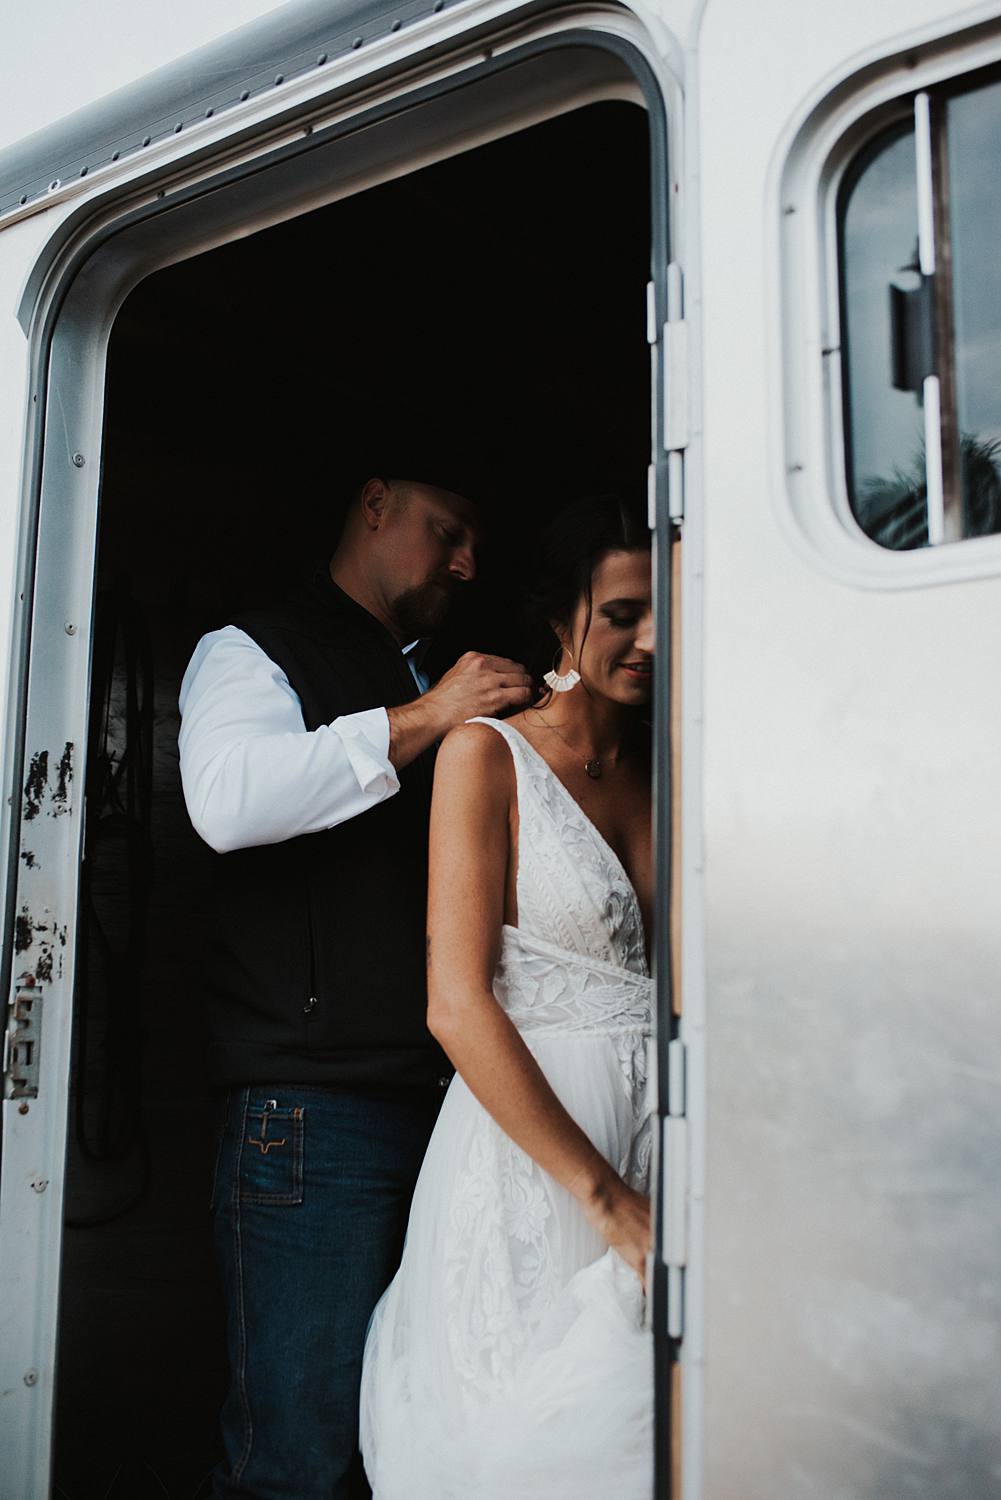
left=53, top=98, right=650, bottom=1500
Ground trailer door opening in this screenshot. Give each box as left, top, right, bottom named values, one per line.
left=53, top=97, right=653, bottom=1497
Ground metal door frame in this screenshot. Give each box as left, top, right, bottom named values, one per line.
left=0, top=8, right=687, bottom=1494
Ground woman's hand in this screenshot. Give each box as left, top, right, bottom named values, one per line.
left=579, top=1172, right=652, bottom=1286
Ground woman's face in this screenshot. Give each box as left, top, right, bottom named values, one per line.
left=561, top=548, right=654, bottom=705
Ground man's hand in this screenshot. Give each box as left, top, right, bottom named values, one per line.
left=387, top=653, right=532, bottom=770
left=423, top=652, right=534, bottom=730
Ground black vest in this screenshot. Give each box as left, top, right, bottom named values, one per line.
left=204, top=569, right=447, bottom=1088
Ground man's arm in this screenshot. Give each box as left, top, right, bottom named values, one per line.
left=178, top=632, right=535, bottom=855
left=178, top=627, right=402, bottom=853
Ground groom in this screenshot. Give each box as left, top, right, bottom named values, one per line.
left=179, top=472, right=532, bottom=1499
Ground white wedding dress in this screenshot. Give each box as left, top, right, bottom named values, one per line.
left=360, top=717, right=654, bottom=1499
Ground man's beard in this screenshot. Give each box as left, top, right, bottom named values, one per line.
left=391, top=580, right=452, bottom=639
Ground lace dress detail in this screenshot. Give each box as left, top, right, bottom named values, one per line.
left=490, top=716, right=648, bottom=975
left=360, top=717, right=654, bottom=1499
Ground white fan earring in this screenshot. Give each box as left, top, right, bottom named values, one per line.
left=543, top=646, right=581, bottom=694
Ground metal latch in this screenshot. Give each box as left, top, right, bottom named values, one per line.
left=4, top=986, right=43, bottom=1099
left=889, top=273, right=935, bottom=394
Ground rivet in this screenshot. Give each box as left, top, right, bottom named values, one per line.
left=30, top=1177, right=48, bottom=1193
left=65, top=624, right=77, bottom=636
left=49, top=179, right=60, bottom=192
left=72, top=452, right=85, bottom=467
left=112, top=151, right=120, bottom=162
left=240, top=90, right=250, bottom=101
left=142, top=136, right=151, bottom=147
left=19, top=194, right=27, bottom=205
left=157, top=190, right=165, bottom=199
left=18, top=1102, right=29, bottom=1115
left=80, top=166, right=88, bottom=177
left=23, top=1370, right=37, bottom=1387
left=353, top=35, right=363, bottom=47
left=433, top=2, right=444, bottom=12
left=205, top=107, right=214, bottom=118
left=317, top=52, right=328, bottom=64
left=391, top=18, right=402, bottom=29
left=174, top=122, right=183, bottom=134
left=274, top=73, right=284, bottom=85
left=303, top=124, right=314, bottom=136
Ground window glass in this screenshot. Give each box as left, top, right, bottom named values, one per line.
left=837, top=71, right=1001, bottom=550
left=946, top=78, right=1001, bottom=537
left=839, top=128, right=926, bottom=548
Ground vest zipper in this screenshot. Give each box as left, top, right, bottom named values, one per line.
left=303, top=884, right=318, bottom=1019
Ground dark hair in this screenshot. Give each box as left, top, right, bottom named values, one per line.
left=524, top=493, right=651, bottom=695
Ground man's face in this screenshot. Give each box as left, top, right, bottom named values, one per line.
left=378, top=481, right=479, bottom=639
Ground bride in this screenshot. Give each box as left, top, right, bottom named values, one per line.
left=360, top=494, right=655, bottom=1499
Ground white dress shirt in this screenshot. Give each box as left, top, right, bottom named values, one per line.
left=178, top=625, right=428, bottom=855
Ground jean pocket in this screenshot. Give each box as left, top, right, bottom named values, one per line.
left=239, top=1100, right=305, bottom=1205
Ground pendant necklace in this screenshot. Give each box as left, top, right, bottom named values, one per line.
left=531, top=709, right=617, bottom=780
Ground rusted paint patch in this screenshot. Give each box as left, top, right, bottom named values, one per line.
left=52, top=742, right=73, bottom=814
left=20, top=849, right=37, bottom=868
left=23, top=750, right=48, bottom=821
left=14, top=905, right=50, bottom=954
left=36, top=945, right=54, bottom=983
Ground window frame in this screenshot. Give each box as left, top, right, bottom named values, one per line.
left=776, top=16, right=1001, bottom=589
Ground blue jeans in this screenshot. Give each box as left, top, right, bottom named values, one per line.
left=211, top=1082, right=443, bottom=1499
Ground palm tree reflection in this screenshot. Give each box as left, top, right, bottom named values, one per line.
left=856, top=434, right=1001, bottom=549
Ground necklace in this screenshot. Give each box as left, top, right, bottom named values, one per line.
left=531, top=709, right=617, bottom=780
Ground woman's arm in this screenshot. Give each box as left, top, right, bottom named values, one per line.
left=426, top=722, right=650, bottom=1279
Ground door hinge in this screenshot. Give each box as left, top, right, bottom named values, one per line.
left=661, top=1037, right=688, bottom=1337
left=648, top=270, right=688, bottom=528
left=4, top=984, right=44, bottom=1099
left=662, top=263, right=687, bottom=528
left=647, top=283, right=662, bottom=534
left=646, top=280, right=658, bottom=346
left=663, top=320, right=689, bottom=457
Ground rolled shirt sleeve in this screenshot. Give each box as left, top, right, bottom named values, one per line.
left=178, top=626, right=400, bottom=853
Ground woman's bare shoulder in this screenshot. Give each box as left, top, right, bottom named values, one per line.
left=434, top=720, right=516, bottom=786
left=431, top=726, right=515, bottom=853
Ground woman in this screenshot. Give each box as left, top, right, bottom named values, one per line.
left=361, top=495, right=655, bottom=1499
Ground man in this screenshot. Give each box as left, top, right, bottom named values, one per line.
left=179, top=474, right=532, bottom=1499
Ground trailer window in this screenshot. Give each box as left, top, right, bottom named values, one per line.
left=838, top=69, right=1001, bottom=549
